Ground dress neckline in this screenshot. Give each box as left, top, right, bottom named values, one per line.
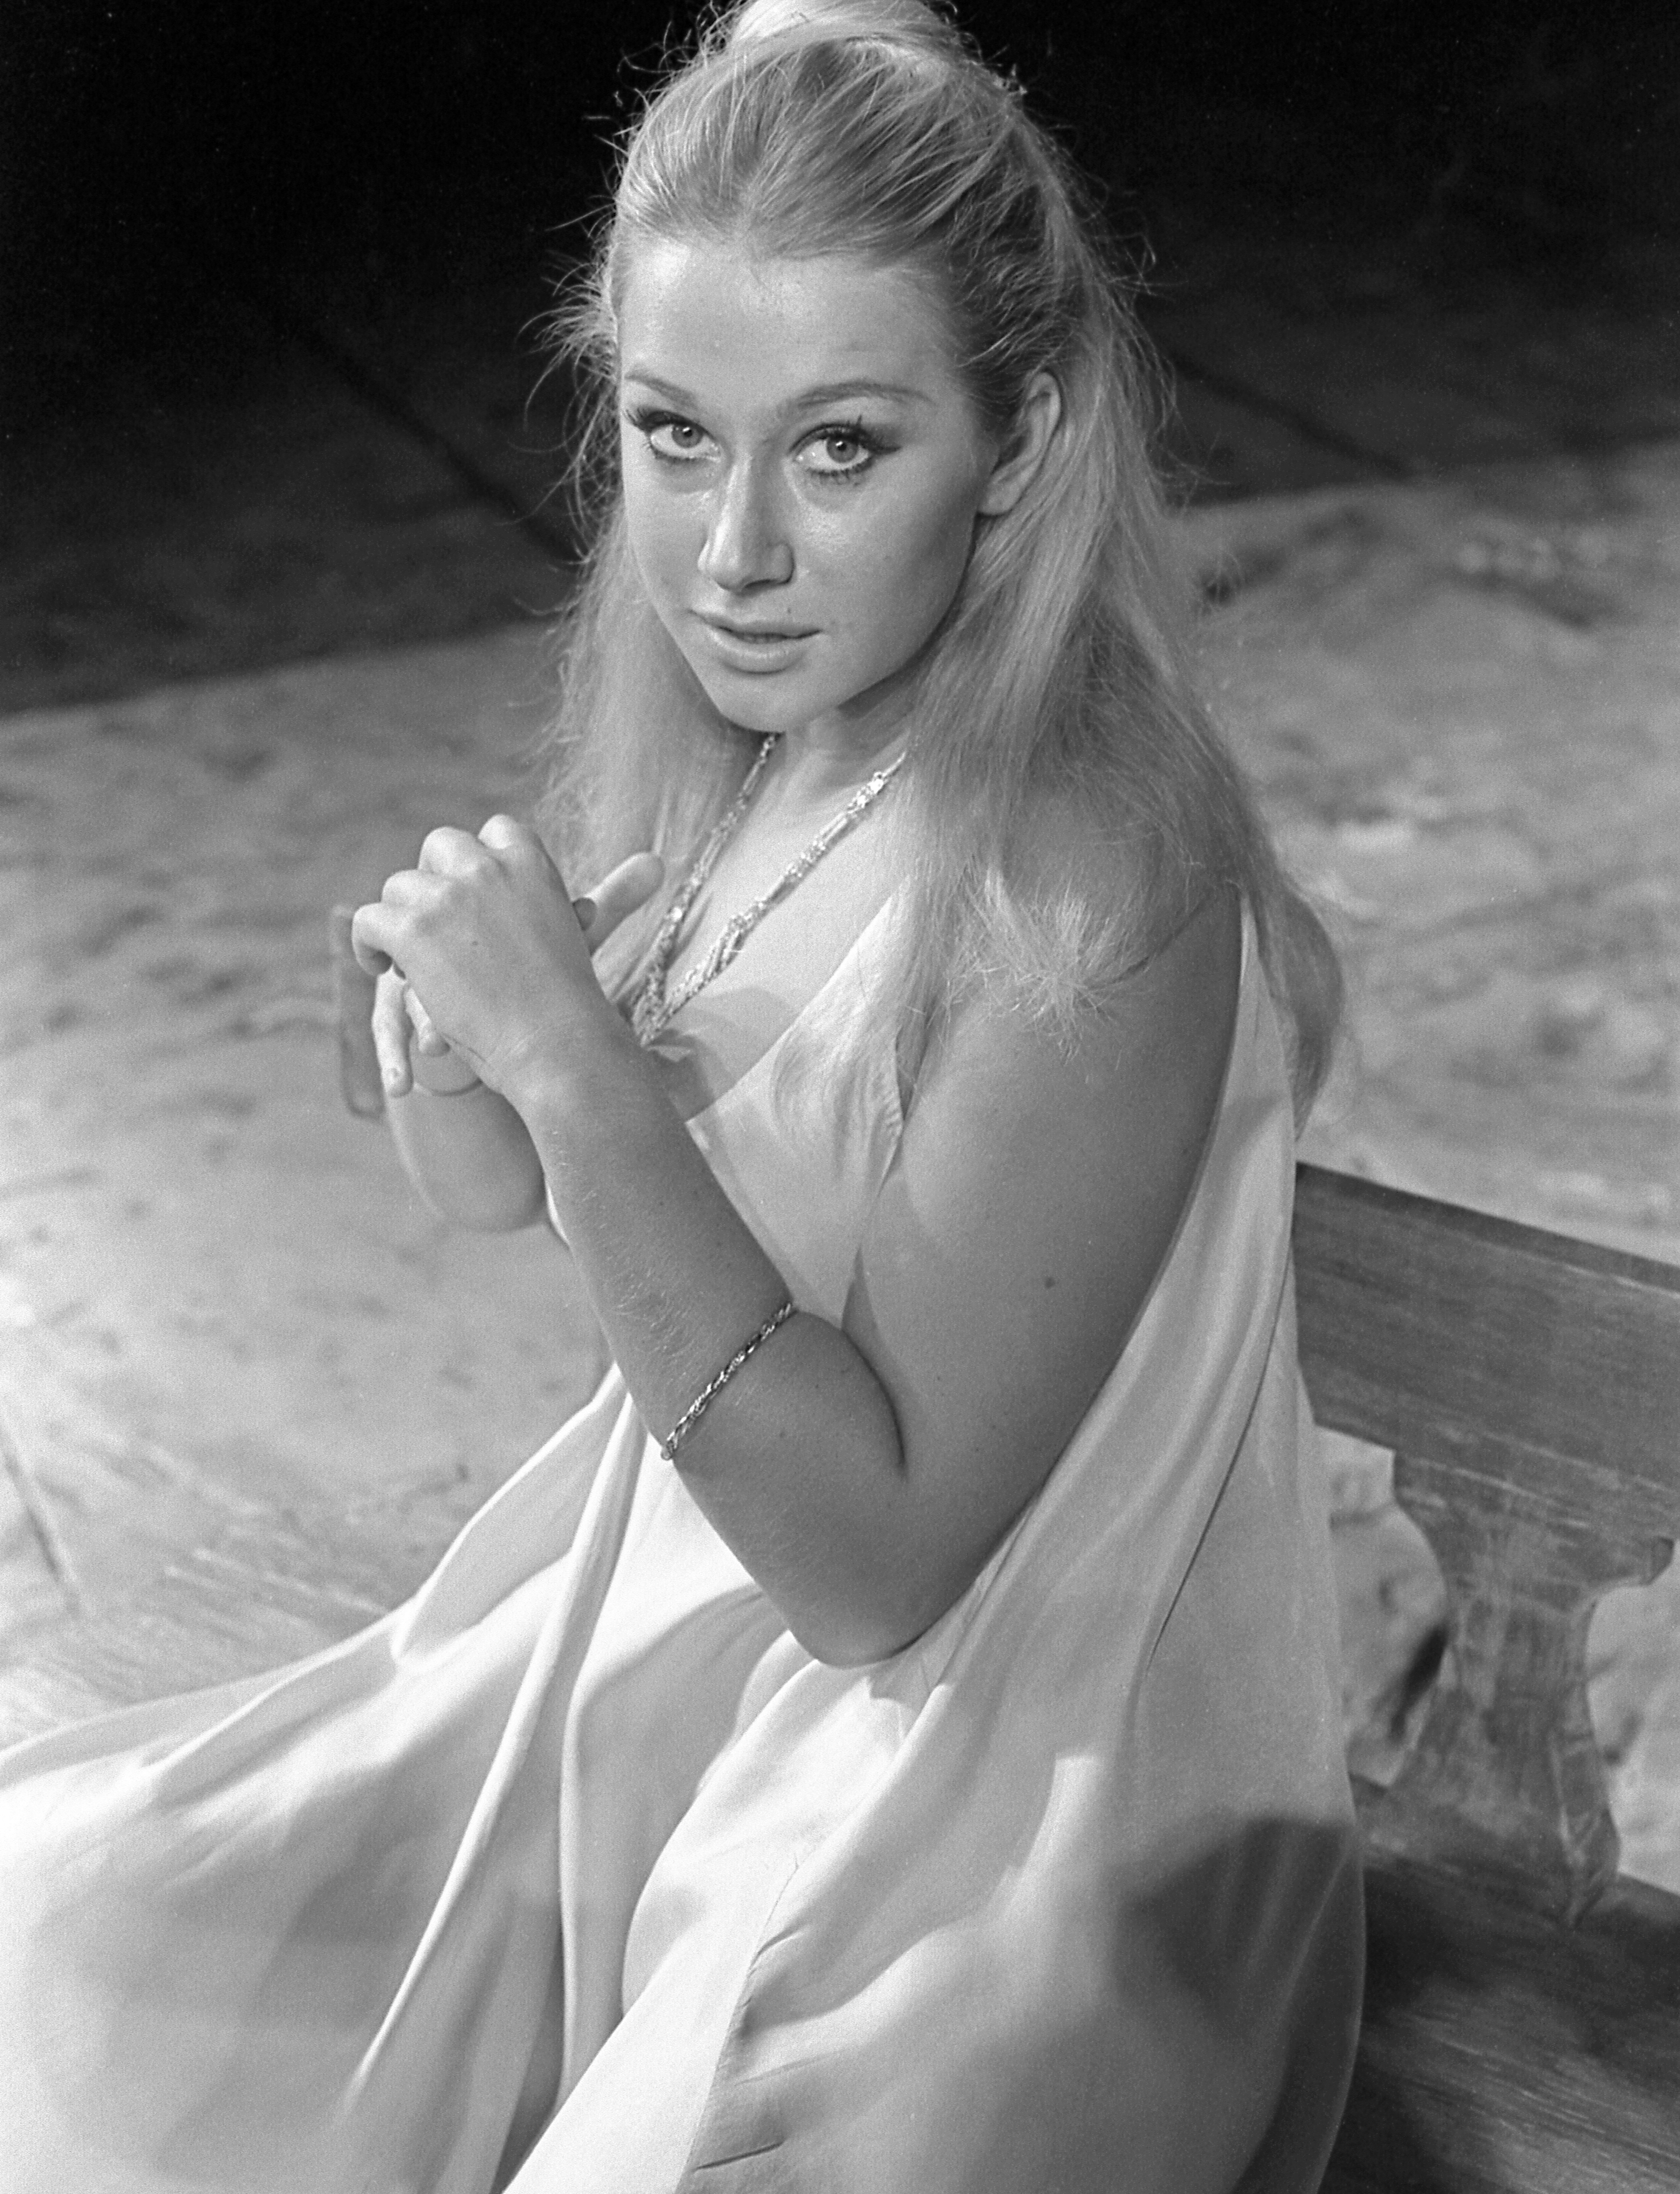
left=675, top=895, right=899, bottom=1133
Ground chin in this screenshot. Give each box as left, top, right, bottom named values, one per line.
left=689, top=669, right=820, bottom=739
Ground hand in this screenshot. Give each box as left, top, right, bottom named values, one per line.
left=354, top=828, right=663, bottom=1101
left=370, top=971, right=482, bottom=1100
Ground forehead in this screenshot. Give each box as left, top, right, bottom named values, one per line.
left=616, top=239, right=959, bottom=402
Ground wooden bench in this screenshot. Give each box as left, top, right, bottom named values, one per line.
left=1293, top=1163, right=1680, bottom=2194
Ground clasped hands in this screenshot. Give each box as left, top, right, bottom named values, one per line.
left=351, top=816, right=663, bottom=1103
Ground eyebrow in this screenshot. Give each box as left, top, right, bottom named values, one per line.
left=621, top=370, right=932, bottom=411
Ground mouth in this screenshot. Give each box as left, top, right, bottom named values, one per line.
left=701, top=616, right=815, bottom=642
left=695, top=616, right=816, bottom=673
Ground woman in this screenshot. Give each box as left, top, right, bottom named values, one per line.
left=0, top=3, right=1361, bottom=2187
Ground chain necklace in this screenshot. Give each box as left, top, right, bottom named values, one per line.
left=631, top=733, right=906, bottom=1047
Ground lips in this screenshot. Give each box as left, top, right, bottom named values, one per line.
left=695, top=616, right=816, bottom=674
left=701, top=617, right=815, bottom=641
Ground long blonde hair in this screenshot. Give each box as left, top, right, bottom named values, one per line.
left=537, top=0, right=1340, bottom=1109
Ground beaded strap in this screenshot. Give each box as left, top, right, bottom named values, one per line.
left=660, top=1300, right=797, bottom=1460
left=632, top=737, right=905, bottom=1047
left=632, top=735, right=780, bottom=1046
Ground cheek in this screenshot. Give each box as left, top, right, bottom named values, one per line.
left=852, top=478, right=980, bottom=635
left=621, top=463, right=692, bottom=604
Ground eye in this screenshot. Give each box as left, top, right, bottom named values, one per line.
left=798, top=424, right=883, bottom=480
left=627, top=408, right=714, bottom=464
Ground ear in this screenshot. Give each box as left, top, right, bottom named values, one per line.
left=977, top=372, right=1062, bottom=517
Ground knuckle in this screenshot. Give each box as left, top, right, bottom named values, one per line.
left=410, top=877, right=450, bottom=926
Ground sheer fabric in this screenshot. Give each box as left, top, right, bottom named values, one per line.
left=0, top=904, right=1360, bottom=2193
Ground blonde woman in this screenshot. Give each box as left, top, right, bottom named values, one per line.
left=0, top=4, right=1360, bottom=2187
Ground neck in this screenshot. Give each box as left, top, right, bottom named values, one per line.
left=759, top=719, right=911, bottom=813
left=772, top=650, right=922, bottom=790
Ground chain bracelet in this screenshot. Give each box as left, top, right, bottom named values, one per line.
left=660, top=1300, right=798, bottom=1460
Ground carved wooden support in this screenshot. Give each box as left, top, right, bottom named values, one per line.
left=1292, top=1163, right=1680, bottom=1926
left=331, top=903, right=386, bottom=1120
left=1357, top=1443, right=1672, bottom=1921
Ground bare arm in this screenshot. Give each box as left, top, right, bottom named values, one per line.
left=354, top=821, right=1239, bottom=1665
left=383, top=1058, right=549, bottom=1232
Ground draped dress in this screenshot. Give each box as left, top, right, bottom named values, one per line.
left=0, top=901, right=1362, bottom=2194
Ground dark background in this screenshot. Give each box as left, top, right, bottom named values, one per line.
left=9, top=0, right=1675, bottom=375
left=4, top=0, right=1678, bottom=703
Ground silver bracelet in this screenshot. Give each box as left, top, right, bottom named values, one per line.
left=661, top=1300, right=796, bottom=1461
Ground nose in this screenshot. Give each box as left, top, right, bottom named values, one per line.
left=698, top=459, right=794, bottom=592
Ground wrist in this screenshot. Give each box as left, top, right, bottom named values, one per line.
left=499, top=995, right=643, bottom=1124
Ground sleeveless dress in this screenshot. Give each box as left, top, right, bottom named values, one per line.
left=0, top=903, right=1361, bottom=2194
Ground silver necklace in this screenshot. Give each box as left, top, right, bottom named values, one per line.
left=632, top=734, right=906, bottom=1046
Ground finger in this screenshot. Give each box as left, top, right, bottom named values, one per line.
left=579, top=852, right=665, bottom=948
left=477, top=812, right=539, bottom=857
left=405, top=987, right=450, bottom=1058
left=416, top=825, right=485, bottom=875
left=372, top=970, right=415, bottom=1097
left=331, top=907, right=386, bottom=1118
left=349, top=901, right=398, bottom=979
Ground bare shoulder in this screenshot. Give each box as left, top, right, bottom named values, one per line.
left=842, top=885, right=1242, bottom=1632
left=917, top=848, right=1241, bottom=1146
left=903, top=876, right=1241, bottom=1245
left=994, top=781, right=1235, bottom=1020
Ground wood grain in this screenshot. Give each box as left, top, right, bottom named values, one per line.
left=1296, top=1166, right=1680, bottom=2191
left=1326, top=1854, right=1680, bottom=2194
left=1295, top=1163, right=1680, bottom=1919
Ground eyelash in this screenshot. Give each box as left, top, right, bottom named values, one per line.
left=624, top=407, right=889, bottom=483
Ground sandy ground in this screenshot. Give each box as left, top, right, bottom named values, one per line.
left=3, top=442, right=1676, bottom=1886
left=0, top=638, right=605, bottom=1717
left=1185, top=446, right=1680, bottom=1886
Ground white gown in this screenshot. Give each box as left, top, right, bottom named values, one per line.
left=0, top=903, right=1361, bottom=2194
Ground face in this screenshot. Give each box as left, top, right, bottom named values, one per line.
left=616, top=239, right=1042, bottom=749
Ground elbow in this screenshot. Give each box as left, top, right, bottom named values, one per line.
left=785, top=1558, right=983, bottom=1671
left=791, top=1617, right=911, bottom=1670
left=791, top=1618, right=916, bottom=1670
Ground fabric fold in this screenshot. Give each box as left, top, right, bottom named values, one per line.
left=0, top=906, right=1359, bottom=2194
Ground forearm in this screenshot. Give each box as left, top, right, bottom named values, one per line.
left=387, top=1080, right=548, bottom=1231
left=519, top=1019, right=920, bottom=1663
left=350, top=824, right=944, bottom=1657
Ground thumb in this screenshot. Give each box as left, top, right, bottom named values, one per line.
left=575, top=852, right=665, bottom=950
